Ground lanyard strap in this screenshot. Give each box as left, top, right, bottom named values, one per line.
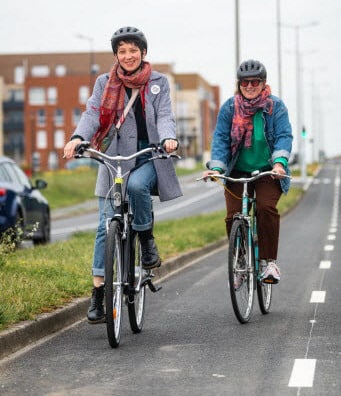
left=115, top=88, right=139, bottom=130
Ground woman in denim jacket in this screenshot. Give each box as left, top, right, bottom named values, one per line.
left=203, top=59, right=293, bottom=284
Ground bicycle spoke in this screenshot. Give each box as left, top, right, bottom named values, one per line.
left=228, top=219, right=254, bottom=323
left=105, top=220, right=123, bottom=348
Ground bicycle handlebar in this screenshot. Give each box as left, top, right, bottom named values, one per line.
left=196, top=170, right=291, bottom=183
left=74, top=141, right=181, bottom=162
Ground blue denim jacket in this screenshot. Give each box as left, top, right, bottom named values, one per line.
left=207, top=95, right=293, bottom=193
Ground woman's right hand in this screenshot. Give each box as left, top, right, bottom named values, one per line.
left=63, top=138, right=82, bottom=159
left=202, top=170, right=220, bottom=182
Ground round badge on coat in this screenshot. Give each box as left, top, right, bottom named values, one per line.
left=151, top=85, right=161, bottom=94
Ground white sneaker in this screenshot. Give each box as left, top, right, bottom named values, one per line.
left=260, top=261, right=281, bottom=284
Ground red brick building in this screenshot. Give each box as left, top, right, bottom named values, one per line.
left=0, top=52, right=219, bottom=170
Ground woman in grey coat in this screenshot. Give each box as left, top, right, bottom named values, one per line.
left=63, top=26, right=182, bottom=323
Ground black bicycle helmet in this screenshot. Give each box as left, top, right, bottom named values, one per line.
left=237, top=59, right=267, bottom=80
left=111, top=26, right=148, bottom=54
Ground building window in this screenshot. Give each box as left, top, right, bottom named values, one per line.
left=31, top=65, right=50, bottom=77
left=29, top=87, right=45, bottom=105
left=72, top=108, right=82, bottom=125
left=47, top=86, right=57, bottom=105
left=48, top=151, right=59, bottom=170
left=55, top=65, right=66, bottom=76
left=79, top=86, right=90, bottom=104
left=11, top=89, right=24, bottom=101
left=36, top=130, right=47, bottom=149
left=54, top=109, right=64, bottom=126
left=54, top=130, right=65, bottom=149
left=14, top=66, right=25, bottom=84
left=37, top=109, right=46, bottom=126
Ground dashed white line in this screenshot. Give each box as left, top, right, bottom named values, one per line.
left=288, top=359, right=316, bottom=387
left=310, top=291, right=326, bottom=303
left=324, top=245, right=334, bottom=251
left=319, top=260, right=331, bottom=269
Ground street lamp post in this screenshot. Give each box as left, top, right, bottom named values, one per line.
left=282, top=21, right=318, bottom=183
left=76, top=33, right=95, bottom=89
left=276, top=0, right=282, bottom=97
left=235, top=0, right=240, bottom=71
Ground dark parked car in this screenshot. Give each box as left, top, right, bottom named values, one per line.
left=0, top=156, right=50, bottom=245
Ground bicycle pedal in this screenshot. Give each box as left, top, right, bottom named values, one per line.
left=147, top=280, right=162, bottom=293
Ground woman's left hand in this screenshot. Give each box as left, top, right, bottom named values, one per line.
left=163, top=139, right=178, bottom=153
left=271, top=163, right=286, bottom=179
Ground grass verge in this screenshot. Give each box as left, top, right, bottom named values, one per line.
left=0, top=187, right=302, bottom=332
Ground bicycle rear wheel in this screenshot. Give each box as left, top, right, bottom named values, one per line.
left=257, top=276, right=272, bottom=314
left=228, top=218, right=254, bottom=323
left=105, top=220, right=123, bottom=348
left=127, top=230, right=146, bottom=333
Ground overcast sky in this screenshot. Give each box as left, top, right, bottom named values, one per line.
left=1, top=0, right=340, bottom=159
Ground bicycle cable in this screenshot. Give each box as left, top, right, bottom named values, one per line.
left=211, top=176, right=242, bottom=200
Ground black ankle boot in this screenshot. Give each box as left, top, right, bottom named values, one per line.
left=138, top=230, right=161, bottom=269
left=87, top=285, right=105, bottom=324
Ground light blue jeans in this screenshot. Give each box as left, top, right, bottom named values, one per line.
left=92, top=154, right=157, bottom=277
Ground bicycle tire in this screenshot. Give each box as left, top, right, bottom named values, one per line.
left=105, top=220, right=123, bottom=348
left=257, top=275, right=272, bottom=314
left=127, top=230, right=146, bottom=333
left=228, top=218, right=254, bottom=323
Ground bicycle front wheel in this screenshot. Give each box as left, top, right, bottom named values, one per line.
left=257, top=277, right=272, bottom=314
left=105, top=220, right=123, bottom=348
left=228, top=218, right=254, bottom=323
left=127, top=230, right=146, bottom=333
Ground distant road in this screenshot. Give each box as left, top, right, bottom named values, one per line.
left=51, top=172, right=226, bottom=241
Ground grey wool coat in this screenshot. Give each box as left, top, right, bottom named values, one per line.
left=72, top=70, right=183, bottom=202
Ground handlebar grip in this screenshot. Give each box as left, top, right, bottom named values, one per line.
left=75, top=141, right=91, bottom=155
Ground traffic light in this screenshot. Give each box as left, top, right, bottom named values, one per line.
left=301, top=126, right=307, bottom=138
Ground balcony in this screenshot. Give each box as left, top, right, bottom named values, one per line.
left=3, top=99, right=24, bottom=111
left=3, top=120, right=24, bottom=132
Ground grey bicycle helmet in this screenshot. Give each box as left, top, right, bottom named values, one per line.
left=111, top=26, right=148, bottom=54
left=237, top=59, right=267, bottom=80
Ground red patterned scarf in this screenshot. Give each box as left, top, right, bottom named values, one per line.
left=91, top=61, right=152, bottom=150
left=230, top=85, right=273, bottom=155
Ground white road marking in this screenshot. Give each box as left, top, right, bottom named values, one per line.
left=288, top=359, right=316, bottom=387
left=327, top=234, right=336, bottom=240
left=319, top=260, right=331, bottom=269
left=324, top=245, right=334, bottom=251
left=310, top=291, right=326, bottom=303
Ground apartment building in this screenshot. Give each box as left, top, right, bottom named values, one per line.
left=0, top=52, right=219, bottom=171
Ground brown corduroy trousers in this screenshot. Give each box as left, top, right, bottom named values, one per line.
left=224, top=172, right=282, bottom=260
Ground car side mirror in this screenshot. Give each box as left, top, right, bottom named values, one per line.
left=35, top=179, right=48, bottom=190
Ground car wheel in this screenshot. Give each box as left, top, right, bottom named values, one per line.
left=33, top=211, right=50, bottom=245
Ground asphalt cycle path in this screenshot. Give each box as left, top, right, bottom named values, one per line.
left=0, top=162, right=339, bottom=395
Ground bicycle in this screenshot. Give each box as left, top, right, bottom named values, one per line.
left=197, top=170, right=290, bottom=324
left=75, top=141, right=179, bottom=347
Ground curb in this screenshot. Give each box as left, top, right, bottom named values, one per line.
left=0, top=238, right=226, bottom=361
